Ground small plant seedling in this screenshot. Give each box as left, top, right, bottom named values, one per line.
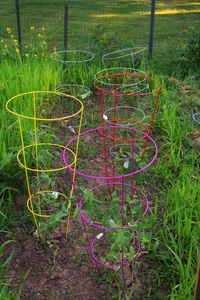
left=82, top=189, right=145, bottom=228
left=38, top=202, right=68, bottom=240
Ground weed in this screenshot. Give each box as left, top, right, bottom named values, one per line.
left=177, top=29, right=200, bottom=78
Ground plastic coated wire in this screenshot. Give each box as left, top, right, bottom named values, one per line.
left=56, top=84, right=91, bottom=100
left=94, top=73, right=162, bottom=96
left=50, top=50, right=95, bottom=64
left=63, top=125, right=157, bottom=270
left=6, top=91, right=83, bottom=121
left=95, top=68, right=147, bottom=89
left=90, top=233, right=140, bottom=269
left=103, top=106, right=146, bottom=124
left=17, top=143, right=76, bottom=172
left=95, top=74, right=161, bottom=158
left=6, top=91, right=84, bottom=241
left=102, top=47, right=146, bottom=62
left=27, top=190, right=69, bottom=218
left=63, top=125, right=158, bottom=181
left=78, top=182, right=149, bottom=231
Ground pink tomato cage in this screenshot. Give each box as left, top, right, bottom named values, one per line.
left=63, top=125, right=158, bottom=279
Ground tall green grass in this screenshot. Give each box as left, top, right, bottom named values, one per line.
left=150, top=81, right=200, bottom=299
left=0, top=58, right=61, bottom=170
left=0, top=56, right=63, bottom=296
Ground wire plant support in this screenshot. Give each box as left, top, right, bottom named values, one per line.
left=102, top=47, right=146, bottom=69
left=50, top=49, right=95, bottom=100
left=94, top=72, right=162, bottom=140
left=55, top=84, right=89, bottom=129
left=6, top=91, right=84, bottom=241
left=63, top=125, right=158, bottom=277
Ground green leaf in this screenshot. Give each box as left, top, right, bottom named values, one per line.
left=109, top=219, right=117, bottom=227
left=138, top=233, right=152, bottom=244
left=128, top=245, right=135, bottom=261
left=115, top=230, right=129, bottom=247
left=73, top=206, right=79, bottom=218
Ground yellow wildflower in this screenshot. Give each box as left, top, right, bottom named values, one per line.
left=13, top=39, right=18, bottom=44
left=4, top=44, right=8, bottom=48
left=25, top=45, right=28, bottom=48
left=15, top=48, right=20, bottom=54
left=30, top=26, right=35, bottom=31
left=25, top=53, right=29, bottom=58
left=41, top=27, right=46, bottom=31
left=38, top=34, right=42, bottom=38
left=6, top=27, right=11, bottom=33
left=11, top=34, right=14, bottom=38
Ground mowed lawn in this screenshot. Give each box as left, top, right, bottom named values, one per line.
left=0, top=0, right=200, bottom=59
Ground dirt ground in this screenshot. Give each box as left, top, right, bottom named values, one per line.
left=5, top=219, right=119, bottom=300
left=2, top=197, right=164, bottom=300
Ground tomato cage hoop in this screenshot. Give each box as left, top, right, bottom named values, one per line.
left=50, top=49, right=95, bottom=93
left=63, top=125, right=158, bottom=273
left=103, top=105, right=146, bottom=126
left=56, top=84, right=91, bottom=101
left=100, top=106, right=149, bottom=146
left=27, top=190, right=69, bottom=218
left=102, top=47, right=146, bottom=69
left=193, top=113, right=200, bottom=126
left=50, top=50, right=95, bottom=64
left=6, top=91, right=84, bottom=241
left=94, top=73, right=162, bottom=97
left=26, top=190, right=69, bottom=237
left=56, top=84, right=90, bottom=129
left=91, top=233, right=141, bottom=269
left=63, top=125, right=158, bottom=181
left=95, top=68, right=148, bottom=94
left=78, top=182, right=149, bottom=231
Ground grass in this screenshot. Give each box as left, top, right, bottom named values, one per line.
left=0, top=56, right=64, bottom=297
left=0, top=1, right=199, bottom=62
left=144, top=79, right=200, bottom=299
left=0, top=1, right=200, bottom=299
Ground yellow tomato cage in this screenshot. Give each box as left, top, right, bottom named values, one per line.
left=6, top=91, right=84, bottom=241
